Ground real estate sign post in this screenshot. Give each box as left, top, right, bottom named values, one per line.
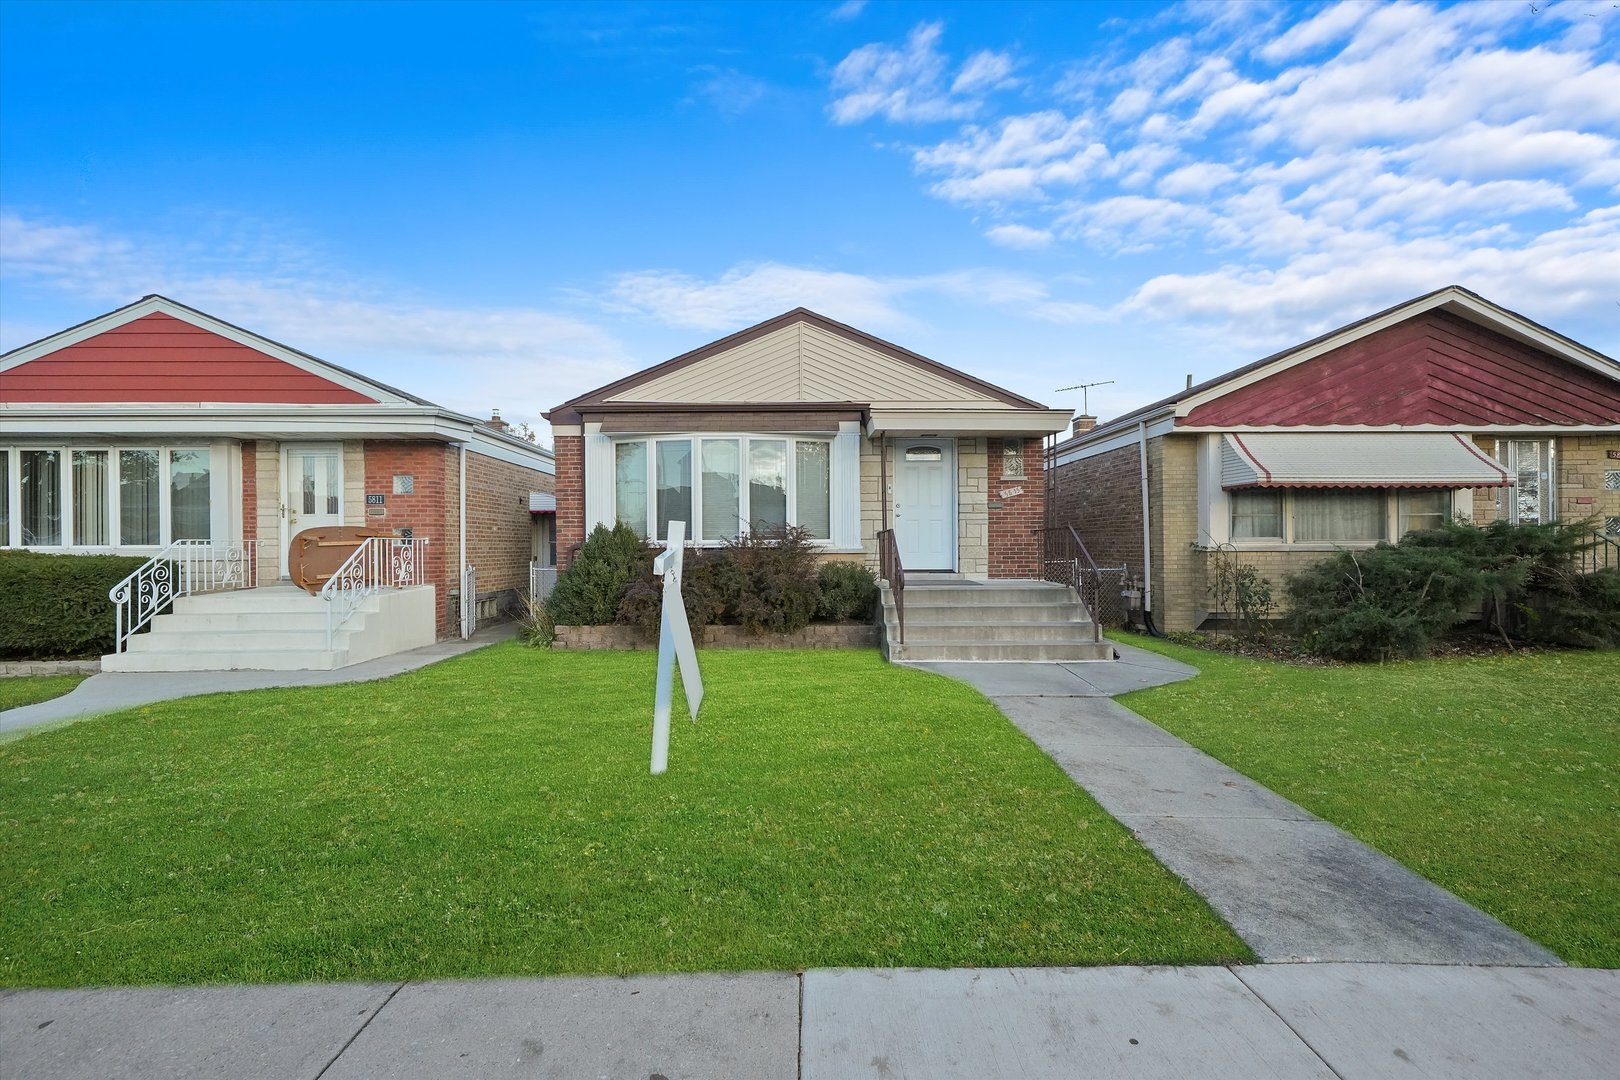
left=651, top=520, right=703, bottom=775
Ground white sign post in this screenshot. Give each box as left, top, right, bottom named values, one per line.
left=651, top=520, right=704, bottom=775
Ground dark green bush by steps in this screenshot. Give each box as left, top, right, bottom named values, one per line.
left=544, top=522, right=650, bottom=626
left=1285, top=520, right=1620, bottom=661
left=0, top=551, right=153, bottom=659
left=816, top=561, right=879, bottom=621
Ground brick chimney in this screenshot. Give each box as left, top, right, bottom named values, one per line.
left=1072, top=415, right=1096, bottom=437
left=486, top=409, right=509, bottom=434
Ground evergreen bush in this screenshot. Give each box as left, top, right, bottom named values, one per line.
left=816, top=561, right=879, bottom=621
left=0, top=551, right=154, bottom=659
left=545, top=523, right=650, bottom=626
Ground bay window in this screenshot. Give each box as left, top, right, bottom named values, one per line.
left=1, top=445, right=217, bottom=548
left=612, top=435, right=836, bottom=543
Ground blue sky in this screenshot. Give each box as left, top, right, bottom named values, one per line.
left=3, top=0, right=1617, bottom=432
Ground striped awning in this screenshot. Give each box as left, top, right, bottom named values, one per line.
left=529, top=491, right=557, bottom=514
left=1221, top=433, right=1514, bottom=489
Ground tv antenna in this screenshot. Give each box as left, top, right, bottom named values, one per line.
left=1054, top=380, right=1114, bottom=414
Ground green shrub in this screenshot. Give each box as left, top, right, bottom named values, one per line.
left=816, top=561, right=879, bottom=621
left=713, top=525, right=821, bottom=634
left=616, top=550, right=726, bottom=636
left=0, top=551, right=154, bottom=659
left=1284, top=519, right=1620, bottom=661
left=545, top=523, right=650, bottom=626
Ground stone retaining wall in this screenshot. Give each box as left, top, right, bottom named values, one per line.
left=1, top=660, right=101, bottom=677
left=553, top=623, right=878, bottom=651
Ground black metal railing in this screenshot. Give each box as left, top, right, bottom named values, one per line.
left=1041, top=525, right=1127, bottom=639
left=877, top=527, right=905, bottom=644
left=1580, top=530, right=1620, bottom=575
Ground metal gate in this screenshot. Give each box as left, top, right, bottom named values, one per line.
left=460, top=564, right=477, bottom=639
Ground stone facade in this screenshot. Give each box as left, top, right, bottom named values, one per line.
left=1149, top=434, right=1204, bottom=632
left=1558, top=433, right=1620, bottom=529
left=956, top=437, right=989, bottom=577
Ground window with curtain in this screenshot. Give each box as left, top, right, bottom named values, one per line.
left=1293, top=490, right=1386, bottom=541
left=700, top=439, right=741, bottom=542
left=0, top=452, right=9, bottom=547
left=72, top=450, right=110, bottom=546
left=21, top=450, right=61, bottom=546
left=748, top=440, right=789, bottom=531
left=612, top=435, right=836, bottom=543
left=1230, top=489, right=1283, bottom=539
left=169, top=448, right=212, bottom=540
left=1398, top=490, right=1450, bottom=535
left=120, top=449, right=161, bottom=545
left=795, top=441, right=831, bottom=539
left=655, top=439, right=692, bottom=542
left=615, top=441, right=648, bottom=539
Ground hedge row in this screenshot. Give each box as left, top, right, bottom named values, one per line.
left=0, top=551, right=153, bottom=660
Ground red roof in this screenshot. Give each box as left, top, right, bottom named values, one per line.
left=1184, top=310, right=1620, bottom=427
left=0, top=312, right=379, bottom=405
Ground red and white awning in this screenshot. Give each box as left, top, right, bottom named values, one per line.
left=1220, top=433, right=1514, bottom=489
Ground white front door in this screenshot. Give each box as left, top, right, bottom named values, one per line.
left=282, top=444, right=344, bottom=574
left=894, top=439, right=956, bottom=570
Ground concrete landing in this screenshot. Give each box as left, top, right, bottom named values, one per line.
left=917, top=644, right=1562, bottom=966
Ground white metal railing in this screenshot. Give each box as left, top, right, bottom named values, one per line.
left=319, top=537, right=430, bottom=648
left=530, top=564, right=557, bottom=602
left=109, top=539, right=266, bottom=653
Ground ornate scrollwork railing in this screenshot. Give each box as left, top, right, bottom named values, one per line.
left=318, top=537, right=430, bottom=648
left=108, top=539, right=266, bottom=653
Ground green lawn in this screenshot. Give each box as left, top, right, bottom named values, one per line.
left=1115, top=633, right=1620, bottom=967
left=0, top=644, right=1249, bottom=987
left=0, top=674, right=88, bottom=712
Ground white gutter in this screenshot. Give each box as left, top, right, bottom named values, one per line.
left=1138, top=420, right=1153, bottom=618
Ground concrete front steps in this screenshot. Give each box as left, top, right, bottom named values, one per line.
left=102, top=585, right=437, bottom=672
left=879, top=579, right=1115, bottom=662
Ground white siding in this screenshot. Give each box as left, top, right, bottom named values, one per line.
left=607, top=323, right=1016, bottom=409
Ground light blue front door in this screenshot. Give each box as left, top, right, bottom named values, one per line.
left=894, top=439, right=956, bottom=570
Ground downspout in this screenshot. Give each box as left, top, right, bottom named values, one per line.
left=1138, top=420, right=1163, bottom=636
left=459, top=442, right=468, bottom=623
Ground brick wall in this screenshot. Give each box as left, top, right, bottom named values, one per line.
left=1046, top=440, right=1145, bottom=577
left=555, top=434, right=585, bottom=569
left=988, top=436, right=1046, bottom=578
left=1557, top=433, right=1620, bottom=527
left=465, top=449, right=555, bottom=612
left=241, top=443, right=257, bottom=543
left=362, top=441, right=456, bottom=636
left=1150, top=434, right=1203, bottom=631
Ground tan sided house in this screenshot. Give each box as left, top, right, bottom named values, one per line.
left=1, top=295, right=555, bottom=670
left=1047, top=286, right=1620, bottom=632
left=544, top=308, right=1115, bottom=660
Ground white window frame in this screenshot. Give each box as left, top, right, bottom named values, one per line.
left=606, top=433, right=843, bottom=547
left=1494, top=438, right=1558, bottom=525
left=0, top=443, right=229, bottom=551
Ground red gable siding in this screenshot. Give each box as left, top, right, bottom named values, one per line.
left=0, top=312, right=378, bottom=404
left=1183, top=311, right=1620, bottom=428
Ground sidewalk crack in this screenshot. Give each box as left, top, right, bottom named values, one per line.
left=1229, top=967, right=1346, bottom=1080
left=314, top=981, right=405, bottom=1079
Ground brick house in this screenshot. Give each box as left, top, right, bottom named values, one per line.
left=1047, top=286, right=1620, bottom=632
left=1, top=295, right=554, bottom=661
left=544, top=308, right=1073, bottom=580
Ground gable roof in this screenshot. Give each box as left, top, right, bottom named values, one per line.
left=547, top=307, right=1048, bottom=425
left=0, top=295, right=435, bottom=406
left=1054, top=286, right=1619, bottom=449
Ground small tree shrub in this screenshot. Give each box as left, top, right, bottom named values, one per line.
left=1205, top=545, right=1276, bottom=639
left=816, top=561, right=879, bottom=621
left=545, top=523, right=650, bottom=626
left=0, top=551, right=154, bottom=659
left=616, top=550, right=726, bottom=636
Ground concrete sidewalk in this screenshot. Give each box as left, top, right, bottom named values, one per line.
left=907, top=646, right=1561, bottom=966
left=4, top=963, right=1616, bottom=1079
left=1, top=623, right=519, bottom=739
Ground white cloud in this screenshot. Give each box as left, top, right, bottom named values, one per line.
left=828, top=0, right=866, bottom=22
left=984, top=224, right=1053, bottom=249
left=915, top=111, right=1108, bottom=203
left=686, top=67, right=769, bottom=117
left=1257, top=0, right=1374, bottom=62
left=828, top=22, right=1016, bottom=125
left=0, top=211, right=632, bottom=421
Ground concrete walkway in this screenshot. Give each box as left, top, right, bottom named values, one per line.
left=4, top=963, right=1616, bottom=1079
left=0, top=623, right=519, bottom=738
left=907, top=645, right=1562, bottom=966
